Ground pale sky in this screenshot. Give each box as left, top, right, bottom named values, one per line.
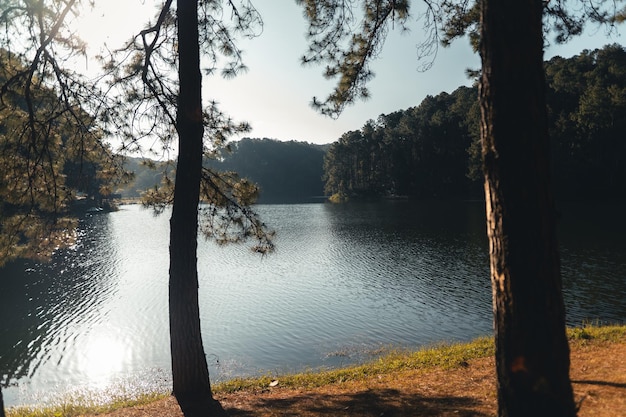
left=76, top=0, right=624, bottom=145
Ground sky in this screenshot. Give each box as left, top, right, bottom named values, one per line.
left=75, top=0, right=624, bottom=145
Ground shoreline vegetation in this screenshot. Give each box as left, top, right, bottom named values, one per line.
left=5, top=324, right=625, bottom=417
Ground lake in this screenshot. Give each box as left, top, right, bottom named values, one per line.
left=1, top=201, right=625, bottom=407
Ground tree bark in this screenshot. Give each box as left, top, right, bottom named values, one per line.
left=479, top=1, right=577, bottom=416
left=170, top=0, right=225, bottom=415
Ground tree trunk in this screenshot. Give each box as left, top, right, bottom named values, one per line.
left=0, top=385, right=5, bottom=417
left=170, top=0, right=225, bottom=415
left=479, top=1, right=577, bottom=416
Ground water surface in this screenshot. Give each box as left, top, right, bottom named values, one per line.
left=1, top=201, right=624, bottom=406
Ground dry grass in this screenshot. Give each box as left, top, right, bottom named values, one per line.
left=65, top=327, right=625, bottom=417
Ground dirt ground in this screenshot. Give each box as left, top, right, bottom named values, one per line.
left=90, top=341, right=625, bottom=417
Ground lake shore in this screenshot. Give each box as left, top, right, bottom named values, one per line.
left=8, top=325, right=625, bottom=417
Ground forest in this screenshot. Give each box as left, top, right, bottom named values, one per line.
left=322, top=44, right=626, bottom=202
left=121, top=44, right=626, bottom=205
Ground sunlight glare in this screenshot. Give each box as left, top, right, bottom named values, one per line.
left=82, top=333, right=129, bottom=386
left=74, top=1, right=152, bottom=54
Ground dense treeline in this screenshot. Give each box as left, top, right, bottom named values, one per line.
left=324, top=44, right=626, bottom=201
left=547, top=45, right=626, bottom=199
left=324, top=86, right=480, bottom=200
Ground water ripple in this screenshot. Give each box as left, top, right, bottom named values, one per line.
left=1, top=202, right=624, bottom=407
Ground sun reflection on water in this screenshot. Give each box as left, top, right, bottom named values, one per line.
left=81, top=333, right=129, bottom=387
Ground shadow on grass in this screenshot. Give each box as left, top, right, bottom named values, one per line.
left=572, top=380, right=626, bottom=389
left=225, top=388, right=490, bottom=417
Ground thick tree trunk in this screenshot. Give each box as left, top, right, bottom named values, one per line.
left=479, top=1, right=577, bottom=416
left=170, top=0, right=225, bottom=416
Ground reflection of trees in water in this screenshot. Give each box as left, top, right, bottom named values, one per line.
left=0, top=214, right=118, bottom=386
left=322, top=201, right=492, bottom=337
left=558, top=203, right=626, bottom=325
left=561, top=250, right=626, bottom=324
left=322, top=201, right=626, bottom=327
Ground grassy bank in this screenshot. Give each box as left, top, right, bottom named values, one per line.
left=6, top=324, right=625, bottom=417
left=214, top=323, right=624, bottom=394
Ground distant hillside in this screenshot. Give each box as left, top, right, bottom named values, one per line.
left=116, top=157, right=171, bottom=199
left=207, top=138, right=328, bottom=203
left=117, top=138, right=328, bottom=203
